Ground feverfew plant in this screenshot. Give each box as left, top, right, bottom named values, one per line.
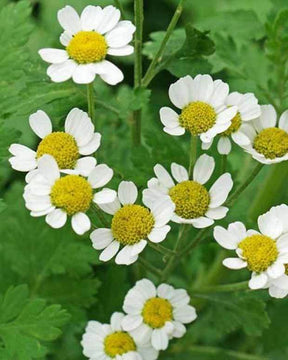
left=2, top=1, right=288, bottom=359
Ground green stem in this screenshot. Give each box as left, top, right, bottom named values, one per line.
left=132, top=0, right=144, bottom=146
left=226, top=163, right=264, bottom=207
left=170, top=345, right=267, bottom=360
left=113, top=0, right=125, bottom=18
left=178, top=227, right=209, bottom=257
left=141, top=0, right=184, bottom=87
left=148, top=242, right=176, bottom=256
left=193, top=281, right=249, bottom=294
left=139, top=257, right=161, bottom=277
left=221, top=154, right=227, bottom=174
left=188, top=135, right=197, bottom=178
left=87, top=83, right=95, bottom=125
left=92, top=204, right=110, bottom=228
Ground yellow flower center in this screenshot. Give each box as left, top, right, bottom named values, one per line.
left=50, top=175, right=93, bottom=216
left=221, top=112, right=242, bottom=136
left=104, top=331, right=136, bottom=358
left=142, top=297, right=173, bottom=329
left=253, top=127, right=288, bottom=159
left=37, top=132, right=79, bottom=170
left=285, top=264, right=288, bottom=275
left=66, top=31, right=108, bottom=64
left=179, top=101, right=216, bottom=135
left=238, top=234, right=278, bottom=273
left=111, top=204, right=155, bottom=245
left=169, top=180, right=210, bottom=219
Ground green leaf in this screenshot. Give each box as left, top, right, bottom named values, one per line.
left=0, top=285, right=70, bottom=360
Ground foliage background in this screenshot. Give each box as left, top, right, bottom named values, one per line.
left=0, top=0, right=288, bottom=359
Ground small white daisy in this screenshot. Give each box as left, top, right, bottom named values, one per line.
left=90, top=181, right=175, bottom=265
left=214, top=204, right=288, bottom=290
left=39, top=5, right=135, bottom=85
left=233, top=104, right=288, bottom=164
left=9, top=108, right=101, bottom=181
left=202, top=91, right=261, bottom=154
left=81, top=312, right=159, bottom=360
left=159, top=74, right=237, bottom=143
left=143, top=154, right=233, bottom=228
left=24, top=154, right=115, bottom=235
left=121, top=278, right=197, bottom=351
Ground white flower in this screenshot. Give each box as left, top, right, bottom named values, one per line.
left=23, top=154, right=115, bottom=235
left=233, top=104, right=288, bottom=164
left=9, top=108, right=101, bottom=181
left=39, top=5, right=135, bottom=85
left=121, top=279, right=197, bottom=351
left=143, top=154, right=233, bottom=228
left=90, top=181, right=175, bottom=265
left=81, top=312, right=158, bottom=360
left=159, top=74, right=237, bottom=143
left=214, top=204, right=288, bottom=290
left=202, top=91, right=261, bottom=154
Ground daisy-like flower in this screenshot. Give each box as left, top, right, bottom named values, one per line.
left=233, top=104, right=288, bottom=164
left=24, top=154, right=115, bottom=235
left=214, top=204, right=288, bottom=290
left=90, top=181, right=175, bottom=265
left=9, top=108, right=101, bottom=181
left=159, top=74, right=237, bottom=143
left=39, top=5, right=135, bottom=85
left=143, top=154, right=233, bottom=228
left=121, top=279, right=197, bottom=351
left=202, top=92, right=261, bottom=154
left=81, top=312, right=159, bottom=360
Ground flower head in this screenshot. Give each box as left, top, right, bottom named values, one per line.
left=39, top=5, right=135, bottom=84
left=24, top=154, right=115, bottom=235
left=9, top=108, right=101, bottom=181
left=81, top=312, right=158, bottom=360
left=202, top=91, right=261, bottom=154
left=233, top=105, right=288, bottom=164
left=121, top=279, right=197, bottom=351
left=143, top=154, right=233, bottom=228
left=90, top=181, right=175, bottom=265
left=160, top=75, right=237, bottom=143
left=214, top=204, right=288, bottom=290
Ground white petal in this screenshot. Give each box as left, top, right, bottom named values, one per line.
left=93, top=189, right=117, bottom=204
left=118, top=181, right=138, bottom=205
left=249, top=273, right=268, bottom=290
left=29, top=110, right=52, bottom=139
left=279, top=110, right=288, bottom=132
left=209, top=79, right=229, bottom=107
left=191, top=74, right=214, bottom=102
left=71, top=213, right=91, bottom=235
left=223, top=257, right=247, bottom=269
left=115, top=244, right=144, bottom=265
left=159, top=107, right=180, bottom=128
left=213, top=225, right=239, bottom=250
left=72, top=64, right=96, bottom=84
left=47, top=60, right=77, bottom=83
left=90, top=228, right=113, bottom=250
left=60, top=31, right=72, bottom=46
left=37, top=154, right=60, bottom=184
left=209, top=173, right=233, bottom=208
left=80, top=5, right=101, bottom=31
left=105, top=21, right=136, bottom=48
left=99, top=240, right=120, bottom=262
left=217, top=137, right=232, bottom=155
left=172, top=321, right=186, bottom=338
left=79, top=133, right=102, bottom=155
left=173, top=305, right=197, bottom=324
left=45, top=209, right=67, bottom=229
left=148, top=225, right=170, bottom=243
left=93, top=60, right=124, bottom=85
left=190, top=216, right=214, bottom=228
left=121, top=315, right=143, bottom=332
left=168, top=75, right=193, bottom=109
left=129, top=324, right=152, bottom=345
left=193, top=154, right=215, bottom=184
left=108, top=45, right=134, bottom=56
left=98, top=197, right=121, bottom=215
left=151, top=198, right=175, bottom=227
left=164, top=126, right=185, bottom=136
left=110, top=312, right=125, bottom=332
left=257, top=105, right=277, bottom=130
left=74, top=157, right=96, bottom=176
left=151, top=329, right=169, bottom=351
left=94, top=5, right=121, bottom=34
left=154, top=164, right=174, bottom=188
left=267, top=262, right=285, bottom=279
left=231, top=130, right=251, bottom=146
left=88, top=164, right=113, bottom=188
left=57, top=6, right=81, bottom=34
left=9, top=157, right=37, bottom=172
left=38, top=48, right=69, bottom=64
left=216, top=106, right=237, bottom=124
left=269, top=283, right=288, bottom=299
left=135, top=279, right=156, bottom=299
left=206, top=206, right=228, bottom=220
left=201, top=139, right=213, bottom=150
left=258, top=212, right=283, bottom=239
left=171, top=163, right=188, bottom=183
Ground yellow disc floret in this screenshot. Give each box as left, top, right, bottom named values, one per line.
left=142, top=297, right=173, bottom=329
left=221, top=112, right=242, bottom=136
left=179, top=101, right=216, bottom=135
left=169, top=180, right=210, bottom=219
left=238, top=234, right=278, bottom=273
left=37, top=132, right=79, bottom=170
left=104, top=331, right=136, bottom=357
left=253, top=127, right=288, bottom=159
left=67, top=31, right=108, bottom=64
left=50, top=175, right=93, bottom=216
left=111, top=204, right=155, bottom=245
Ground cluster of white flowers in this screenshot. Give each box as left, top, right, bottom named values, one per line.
left=7, top=3, right=288, bottom=359
left=81, top=279, right=197, bottom=359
